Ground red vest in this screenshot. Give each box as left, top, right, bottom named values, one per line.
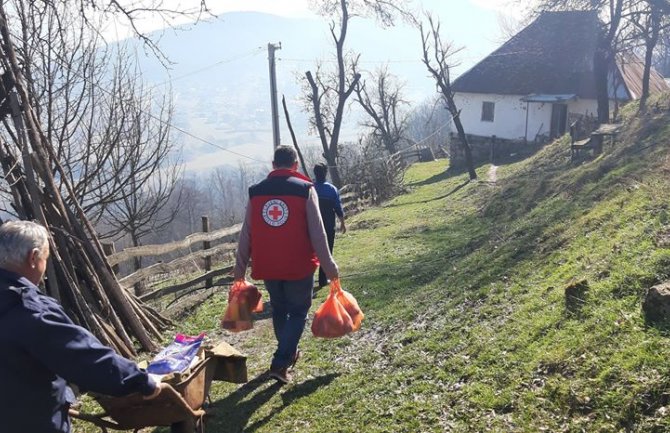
left=248, top=169, right=319, bottom=280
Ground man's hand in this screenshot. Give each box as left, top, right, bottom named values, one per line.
left=143, top=382, right=169, bottom=400
left=339, top=218, right=347, bottom=234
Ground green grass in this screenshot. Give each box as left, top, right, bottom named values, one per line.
left=74, top=96, right=670, bottom=432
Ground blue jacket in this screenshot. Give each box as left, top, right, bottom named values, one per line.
left=314, top=181, right=344, bottom=231
left=0, top=268, right=156, bottom=433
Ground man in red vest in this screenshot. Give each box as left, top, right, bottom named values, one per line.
left=233, top=145, right=339, bottom=384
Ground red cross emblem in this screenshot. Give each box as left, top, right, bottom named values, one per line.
left=268, top=205, right=284, bottom=220
left=262, top=199, right=289, bottom=226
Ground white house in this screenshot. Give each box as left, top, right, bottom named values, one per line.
left=452, top=10, right=669, bottom=142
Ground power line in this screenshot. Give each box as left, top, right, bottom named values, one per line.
left=148, top=47, right=265, bottom=91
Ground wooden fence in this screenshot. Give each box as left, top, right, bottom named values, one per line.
left=105, top=147, right=432, bottom=307
left=104, top=218, right=240, bottom=305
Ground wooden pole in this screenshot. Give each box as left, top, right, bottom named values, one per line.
left=268, top=42, right=282, bottom=149
left=282, top=94, right=309, bottom=176
left=202, top=216, right=212, bottom=288
left=102, top=242, right=120, bottom=276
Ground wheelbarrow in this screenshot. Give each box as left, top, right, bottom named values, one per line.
left=70, top=341, right=247, bottom=433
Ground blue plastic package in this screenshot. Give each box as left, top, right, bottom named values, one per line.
left=147, top=333, right=206, bottom=375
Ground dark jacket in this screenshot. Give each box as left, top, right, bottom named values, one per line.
left=0, top=268, right=155, bottom=433
left=314, top=181, right=344, bottom=232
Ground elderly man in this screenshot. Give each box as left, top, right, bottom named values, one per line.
left=233, top=145, right=339, bottom=384
left=0, top=220, right=163, bottom=433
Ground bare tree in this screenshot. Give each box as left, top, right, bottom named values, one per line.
left=419, top=14, right=477, bottom=180
left=528, top=0, right=670, bottom=118
left=42, top=0, right=211, bottom=64
left=652, top=26, right=670, bottom=76
left=99, top=87, right=182, bottom=278
left=1, top=1, right=186, bottom=248
left=209, top=162, right=266, bottom=228
left=496, top=12, right=530, bottom=42
left=626, top=1, right=667, bottom=110
left=304, top=0, right=411, bottom=187
left=312, top=0, right=415, bottom=27
left=304, top=0, right=361, bottom=188
left=0, top=0, right=211, bottom=353
left=354, top=66, right=409, bottom=155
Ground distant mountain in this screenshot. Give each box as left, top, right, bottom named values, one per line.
left=135, top=11, right=450, bottom=172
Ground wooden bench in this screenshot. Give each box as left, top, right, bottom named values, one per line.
left=570, top=137, right=594, bottom=161
left=570, top=120, right=595, bottom=161
left=570, top=122, right=622, bottom=162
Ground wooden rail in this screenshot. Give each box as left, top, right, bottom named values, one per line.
left=107, top=223, right=242, bottom=266
left=104, top=218, right=240, bottom=304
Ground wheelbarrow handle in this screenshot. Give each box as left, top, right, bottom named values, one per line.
left=68, top=408, right=121, bottom=431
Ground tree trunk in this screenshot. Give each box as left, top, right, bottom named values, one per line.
left=640, top=9, right=660, bottom=112
left=452, top=115, right=477, bottom=180
left=595, top=0, right=624, bottom=124
left=447, top=99, right=477, bottom=180
left=594, top=40, right=610, bottom=124
left=324, top=152, right=343, bottom=187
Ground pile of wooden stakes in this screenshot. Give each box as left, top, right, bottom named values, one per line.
left=0, top=4, right=168, bottom=356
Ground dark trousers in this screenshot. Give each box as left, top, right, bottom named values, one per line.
left=318, top=227, right=336, bottom=287
left=265, top=274, right=313, bottom=370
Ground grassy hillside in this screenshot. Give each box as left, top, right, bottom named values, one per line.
left=75, top=97, right=670, bottom=432
left=179, top=99, right=670, bottom=433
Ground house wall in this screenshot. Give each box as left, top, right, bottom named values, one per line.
left=453, top=92, right=599, bottom=141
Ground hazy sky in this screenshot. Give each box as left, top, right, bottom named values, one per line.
left=114, top=0, right=522, bottom=40
left=118, top=0, right=523, bottom=77
left=206, top=0, right=520, bottom=18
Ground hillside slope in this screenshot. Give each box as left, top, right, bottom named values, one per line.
left=152, top=97, right=670, bottom=433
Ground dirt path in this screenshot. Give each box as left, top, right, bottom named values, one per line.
left=488, top=164, right=498, bottom=183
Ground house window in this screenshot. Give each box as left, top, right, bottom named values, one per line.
left=481, top=101, right=495, bottom=122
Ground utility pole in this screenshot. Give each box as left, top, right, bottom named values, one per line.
left=268, top=42, right=282, bottom=149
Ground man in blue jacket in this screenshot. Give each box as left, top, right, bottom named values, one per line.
left=313, top=162, right=346, bottom=290
left=0, top=220, right=163, bottom=432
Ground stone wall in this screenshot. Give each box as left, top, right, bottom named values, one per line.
left=449, top=133, right=546, bottom=169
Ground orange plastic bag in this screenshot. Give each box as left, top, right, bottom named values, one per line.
left=221, top=279, right=263, bottom=332
left=311, top=278, right=363, bottom=338
left=334, top=279, right=364, bottom=331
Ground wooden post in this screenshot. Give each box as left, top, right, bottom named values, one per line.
left=102, top=242, right=119, bottom=276
left=202, top=216, right=212, bottom=288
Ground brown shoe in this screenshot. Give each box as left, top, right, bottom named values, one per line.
left=269, top=367, right=291, bottom=384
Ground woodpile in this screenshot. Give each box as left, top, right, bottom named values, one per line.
left=0, top=4, right=168, bottom=356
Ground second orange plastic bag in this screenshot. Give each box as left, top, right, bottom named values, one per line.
left=311, top=278, right=364, bottom=338
left=220, top=279, right=263, bottom=332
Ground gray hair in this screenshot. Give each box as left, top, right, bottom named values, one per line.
left=0, top=221, right=49, bottom=268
